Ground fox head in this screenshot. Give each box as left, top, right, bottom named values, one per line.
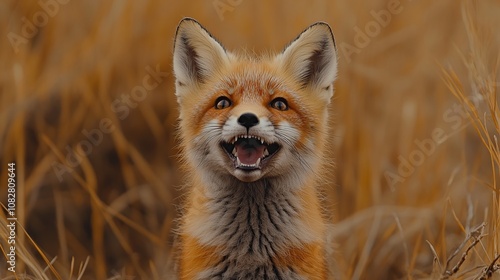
left=173, top=18, right=338, bottom=185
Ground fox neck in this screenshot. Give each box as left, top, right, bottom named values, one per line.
left=182, top=174, right=325, bottom=278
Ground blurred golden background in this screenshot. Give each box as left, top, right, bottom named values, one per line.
left=1, top=0, right=499, bottom=279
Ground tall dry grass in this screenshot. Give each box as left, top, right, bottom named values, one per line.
left=0, top=0, right=499, bottom=279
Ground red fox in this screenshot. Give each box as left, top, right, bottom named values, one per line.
left=173, top=17, right=338, bottom=280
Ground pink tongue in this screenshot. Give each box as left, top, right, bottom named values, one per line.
left=236, top=143, right=265, bottom=165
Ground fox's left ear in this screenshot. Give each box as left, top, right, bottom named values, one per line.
left=277, top=22, right=338, bottom=102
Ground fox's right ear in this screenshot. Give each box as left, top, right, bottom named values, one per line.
left=173, top=18, right=228, bottom=99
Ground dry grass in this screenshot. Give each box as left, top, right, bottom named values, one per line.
left=0, top=0, right=499, bottom=279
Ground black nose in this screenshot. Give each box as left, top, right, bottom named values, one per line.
left=238, top=113, right=259, bottom=129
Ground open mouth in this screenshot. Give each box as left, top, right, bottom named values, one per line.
left=221, top=135, right=280, bottom=171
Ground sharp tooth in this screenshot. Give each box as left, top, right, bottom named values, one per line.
left=232, top=147, right=237, bottom=155
left=261, top=139, right=264, bottom=144
left=263, top=149, right=269, bottom=156
left=236, top=157, right=241, bottom=166
left=256, top=158, right=261, bottom=167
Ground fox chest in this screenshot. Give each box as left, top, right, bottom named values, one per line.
left=192, top=204, right=309, bottom=280
left=185, top=185, right=319, bottom=280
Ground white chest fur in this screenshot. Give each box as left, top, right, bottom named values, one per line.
left=185, top=179, right=320, bottom=279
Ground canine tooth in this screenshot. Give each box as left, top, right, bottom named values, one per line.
left=263, top=149, right=269, bottom=156
left=232, top=147, right=236, bottom=155
left=261, top=139, right=264, bottom=144
left=256, top=158, right=261, bottom=167
left=236, top=157, right=241, bottom=166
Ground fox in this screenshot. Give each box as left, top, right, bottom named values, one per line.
left=172, top=17, right=338, bottom=280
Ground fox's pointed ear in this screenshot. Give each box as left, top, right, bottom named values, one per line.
left=277, top=22, right=338, bottom=102
left=173, top=18, right=228, bottom=92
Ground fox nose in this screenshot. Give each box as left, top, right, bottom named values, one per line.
left=238, top=113, right=259, bottom=129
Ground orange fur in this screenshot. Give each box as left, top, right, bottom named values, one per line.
left=274, top=243, right=328, bottom=280
left=179, top=235, right=221, bottom=280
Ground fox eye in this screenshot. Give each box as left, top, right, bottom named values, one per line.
left=270, top=97, right=288, bottom=111
left=215, top=96, right=232, bottom=109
